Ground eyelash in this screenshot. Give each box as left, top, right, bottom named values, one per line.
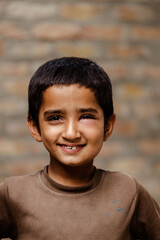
left=80, top=114, right=96, bottom=120
left=48, top=115, right=62, bottom=121
left=47, top=114, right=96, bottom=122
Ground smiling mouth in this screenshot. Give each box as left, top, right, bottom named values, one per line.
left=65, top=146, right=79, bottom=150
left=57, top=144, right=85, bottom=152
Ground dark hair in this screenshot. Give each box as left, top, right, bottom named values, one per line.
left=28, top=57, right=114, bottom=129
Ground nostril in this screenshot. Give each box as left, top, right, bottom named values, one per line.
left=63, top=123, right=81, bottom=140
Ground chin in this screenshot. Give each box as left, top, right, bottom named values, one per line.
left=60, top=160, right=87, bottom=168
left=63, top=162, right=83, bottom=167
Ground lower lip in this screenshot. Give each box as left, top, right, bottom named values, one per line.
left=58, top=145, right=84, bottom=154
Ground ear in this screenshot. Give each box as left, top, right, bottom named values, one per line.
left=27, top=116, right=42, bottom=142
left=104, top=114, right=116, bottom=141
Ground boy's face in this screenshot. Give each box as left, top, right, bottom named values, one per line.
left=28, top=84, right=115, bottom=168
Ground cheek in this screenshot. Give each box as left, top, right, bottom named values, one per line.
left=84, top=124, right=104, bottom=144
left=40, top=126, right=59, bottom=144
left=85, top=120, right=104, bottom=135
left=86, top=129, right=104, bottom=158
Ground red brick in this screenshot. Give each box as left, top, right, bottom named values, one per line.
left=27, top=140, right=46, bottom=156
left=0, top=138, right=45, bottom=157
left=117, top=5, right=155, bottom=23
left=32, top=23, right=81, bottom=40
left=131, top=26, right=160, bottom=40
left=80, top=25, right=126, bottom=40
left=0, top=120, right=2, bottom=133
left=129, top=64, right=160, bottom=81
left=0, top=41, right=4, bottom=55
left=114, top=119, right=138, bottom=137
left=106, top=156, right=147, bottom=176
left=114, top=102, right=130, bottom=119
left=107, top=44, right=149, bottom=60
left=124, top=84, right=144, bottom=96
left=5, top=2, right=58, bottom=20
left=139, top=139, right=160, bottom=155
left=142, top=65, right=160, bottom=80
left=32, top=23, right=126, bottom=41
left=154, top=161, right=160, bottom=174
left=4, top=79, right=28, bottom=96
left=0, top=22, right=27, bottom=39
left=100, top=141, right=124, bottom=158
left=0, top=1, right=5, bottom=15
left=0, top=62, right=29, bottom=76
left=0, top=159, right=47, bottom=178
left=6, top=42, right=55, bottom=59
left=115, top=101, right=160, bottom=120
left=137, top=102, right=160, bottom=119
left=60, top=3, right=103, bottom=20
left=0, top=99, right=26, bottom=116
left=116, top=83, right=149, bottom=99
left=0, top=139, right=26, bottom=156
left=29, top=61, right=45, bottom=76
left=102, top=63, right=128, bottom=80
left=57, top=43, right=95, bottom=58
left=4, top=120, right=28, bottom=136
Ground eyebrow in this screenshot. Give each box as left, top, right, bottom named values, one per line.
left=44, top=110, right=64, bottom=116
left=79, top=108, right=98, bottom=114
left=44, top=108, right=98, bottom=116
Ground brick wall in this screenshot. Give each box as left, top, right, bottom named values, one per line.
left=0, top=0, right=160, bottom=204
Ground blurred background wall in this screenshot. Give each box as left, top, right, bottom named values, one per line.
left=0, top=0, right=160, bottom=203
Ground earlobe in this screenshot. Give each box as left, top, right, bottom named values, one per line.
left=27, top=117, right=42, bottom=142
left=104, top=114, right=116, bottom=141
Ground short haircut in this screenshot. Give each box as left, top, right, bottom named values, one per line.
left=28, top=57, right=114, bottom=130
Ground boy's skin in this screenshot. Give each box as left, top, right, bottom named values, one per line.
left=0, top=57, right=159, bottom=239
left=27, top=84, right=116, bottom=187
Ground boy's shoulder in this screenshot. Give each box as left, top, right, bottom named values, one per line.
left=4, top=170, right=40, bottom=184
left=102, top=169, right=159, bottom=209
left=102, top=170, right=139, bottom=190
left=0, top=169, right=42, bottom=199
left=102, top=169, right=138, bottom=193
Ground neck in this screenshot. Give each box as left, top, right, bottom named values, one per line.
left=48, top=159, right=94, bottom=187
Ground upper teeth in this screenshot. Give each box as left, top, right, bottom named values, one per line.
left=66, top=146, right=77, bottom=150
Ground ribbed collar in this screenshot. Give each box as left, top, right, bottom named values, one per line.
left=40, top=165, right=103, bottom=194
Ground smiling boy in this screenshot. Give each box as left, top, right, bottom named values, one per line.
left=0, top=57, right=160, bottom=239
left=31, top=84, right=114, bottom=186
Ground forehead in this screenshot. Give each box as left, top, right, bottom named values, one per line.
left=40, top=84, right=101, bottom=110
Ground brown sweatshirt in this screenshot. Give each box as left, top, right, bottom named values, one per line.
left=0, top=166, right=160, bottom=240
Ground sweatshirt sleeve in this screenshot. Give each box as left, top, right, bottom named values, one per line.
left=131, top=179, right=160, bottom=240
left=0, top=180, right=17, bottom=239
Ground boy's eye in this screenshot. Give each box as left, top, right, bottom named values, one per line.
left=80, top=114, right=96, bottom=120
left=48, top=115, right=62, bottom=121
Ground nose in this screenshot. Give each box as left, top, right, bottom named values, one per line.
left=62, top=120, right=81, bottom=142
